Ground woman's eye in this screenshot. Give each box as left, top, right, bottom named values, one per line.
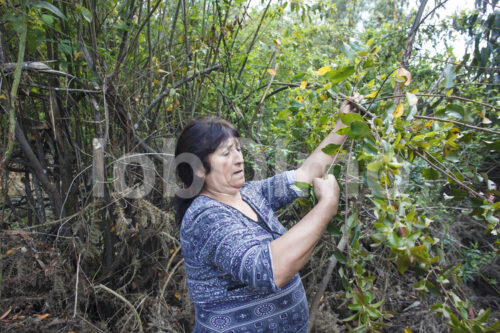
left=223, top=151, right=230, bottom=156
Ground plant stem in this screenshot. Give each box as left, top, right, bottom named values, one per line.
left=414, top=115, right=500, bottom=135
left=409, top=146, right=488, bottom=201
left=0, top=10, right=27, bottom=172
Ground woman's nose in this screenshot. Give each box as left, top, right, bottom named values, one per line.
left=234, top=150, right=244, bottom=164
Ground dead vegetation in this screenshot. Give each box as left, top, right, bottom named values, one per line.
left=1, top=197, right=498, bottom=332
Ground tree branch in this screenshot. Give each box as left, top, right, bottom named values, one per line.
left=250, top=57, right=277, bottom=130
left=0, top=12, right=27, bottom=172
left=138, top=64, right=222, bottom=121
left=373, top=93, right=500, bottom=111
left=409, top=146, right=488, bottom=201
left=414, top=115, right=500, bottom=135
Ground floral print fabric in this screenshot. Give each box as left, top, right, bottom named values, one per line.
left=181, top=170, right=308, bottom=332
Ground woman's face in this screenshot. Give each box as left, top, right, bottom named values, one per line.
left=203, top=137, right=245, bottom=195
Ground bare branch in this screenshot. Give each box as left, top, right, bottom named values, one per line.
left=409, top=146, right=488, bottom=201
left=414, top=115, right=500, bottom=135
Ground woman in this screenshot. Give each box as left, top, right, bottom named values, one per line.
left=175, top=95, right=362, bottom=332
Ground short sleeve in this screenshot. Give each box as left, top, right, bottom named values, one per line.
left=250, top=170, right=304, bottom=211
left=189, top=206, right=281, bottom=292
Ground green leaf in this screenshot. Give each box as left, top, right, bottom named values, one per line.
left=41, top=14, right=54, bottom=26
left=349, top=121, right=370, bottom=138
left=388, top=231, right=405, bottom=250
left=444, top=64, right=456, bottom=89
left=445, top=104, right=464, bottom=120
left=486, top=140, right=500, bottom=151
left=475, top=308, right=490, bottom=324
left=31, top=1, right=67, bottom=20
left=365, top=305, right=381, bottom=319
left=450, top=187, right=467, bottom=201
left=336, top=126, right=350, bottom=135
left=278, top=109, right=291, bottom=119
left=366, top=170, right=386, bottom=198
left=367, top=159, right=382, bottom=172
left=342, top=42, right=355, bottom=60
left=319, top=115, right=329, bottom=125
left=293, top=181, right=311, bottom=193
left=397, top=256, right=411, bottom=274
left=321, top=143, right=341, bottom=155
left=333, top=248, right=347, bottom=264
left=77, top=5, right=92, bottom=23
left=340, top=113, right=364, bottom=125
left=422, top=168, right=439, bottom=180
left=371, top=298, right=385, bottom=308
left=326, top=65, right=355, bottom=84
left=363, top=137, right=378, bottom=155
left=327, top=222, right=341, bottom=236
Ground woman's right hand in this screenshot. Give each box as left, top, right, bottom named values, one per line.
left=312, top=174, right=340, bottom=215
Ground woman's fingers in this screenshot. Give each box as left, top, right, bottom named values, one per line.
left=347, top=93, right=364, bottom=104
left=340, top=93, right=364, bottom=113
left=312, top=174, right=340, bottom=204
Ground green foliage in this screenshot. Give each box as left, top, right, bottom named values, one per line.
left=1, top=0, right=499, bottom=331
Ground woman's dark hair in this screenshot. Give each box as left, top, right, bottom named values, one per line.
left=174, top=117, right=240, bottom=225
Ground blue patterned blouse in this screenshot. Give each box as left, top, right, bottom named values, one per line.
left=180, top=170, right=308, bottom=332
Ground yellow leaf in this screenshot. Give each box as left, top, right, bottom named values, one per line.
left=300, top=81, right=307, bottom=90
left=273, top=39, right=279, bottom=50
left=157, top=68, right=167, bottom=73
left=73, top=51, right=82, bottom=61
left=0, top=94, right=6, bottom=100
left=169, top=248, right=175, bottom=254
left=396, top=67, right=412, bottom=86
left=446, top=89, right=453, bottom=96
left=174, top=291, right=181, bottom=299
left=393, top=103, right=404, bottom=118
left=423, top=120, right=433, bottom=128
left=296, top=95, right=303, bottom=103
left=320, top=93, right=327, bottom=100
left=37, top=313, right=51, bottom=320
left=6, top=249, right=14, bottom=255
left=404, top=328, right=412, bottom=333
left=267, top=68, right=277, bottom=75
left=315, top=65, right=332, bottom=76
left=365, top=91, right=378, bottom=98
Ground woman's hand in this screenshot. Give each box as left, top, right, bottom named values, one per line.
left=312, top=174, right=340, bottom=216
left=339, top=93, right=364, bottom=114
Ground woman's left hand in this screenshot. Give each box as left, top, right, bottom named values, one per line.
left=339, top=93, right=364, bottom=114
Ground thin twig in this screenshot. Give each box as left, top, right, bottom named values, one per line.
left=96, top=284, right=144, bottom=333
left=73, top=252, right=81, bottom=318
left=0, top=8, right=27, bottom=172
left=139, top=64, right=222, bottom=121
left=373, top=93, right=500, bottom=111
left=409, top=146, right=488, bottom=201
left=308, top=141, right=354, bottom=332
left=250, top=59, right=278, bottom=130
left=414, top=115, right=500, bottom=135
left=235, top=0, right=271, bottom=84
